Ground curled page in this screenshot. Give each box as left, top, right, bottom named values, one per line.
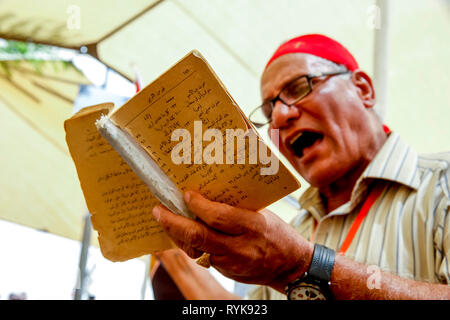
left=96, top=115, right=195, bottom=220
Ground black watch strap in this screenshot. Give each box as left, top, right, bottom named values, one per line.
left=308, top=244, right=335, bottom=283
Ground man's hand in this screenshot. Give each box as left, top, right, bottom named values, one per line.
left=152, top=190, right=313, bottom=292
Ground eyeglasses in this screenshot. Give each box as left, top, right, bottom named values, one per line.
left=249, top=70, right=350, bottom=128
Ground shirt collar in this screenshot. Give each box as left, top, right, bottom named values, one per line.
left=359, top=132, right=420, bottom=190
left=299, top=132, right=420, bottom=220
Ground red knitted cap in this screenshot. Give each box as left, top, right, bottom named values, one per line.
left=265, top=34, right=359, bottom=71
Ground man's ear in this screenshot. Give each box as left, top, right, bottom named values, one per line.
left=350, top=70, right=376, bottom=109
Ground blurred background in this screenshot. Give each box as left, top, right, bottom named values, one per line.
left=0, top=0, right=448, bottom=299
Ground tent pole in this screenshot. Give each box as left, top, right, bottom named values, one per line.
left=74, top=213, right=91, bottom=300
left=373, top=0, right=390, bottom=121
left=141, top=255, right=151, bottom=300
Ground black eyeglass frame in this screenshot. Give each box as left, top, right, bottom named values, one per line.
left=249, top=70, right=351, bottom=128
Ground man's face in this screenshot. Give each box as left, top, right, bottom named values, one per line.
left=261, top=53, right=374, bottom=188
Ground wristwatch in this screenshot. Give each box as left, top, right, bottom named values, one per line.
left=285, top=244, right=335, bottom=300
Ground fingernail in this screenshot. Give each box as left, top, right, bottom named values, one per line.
left=184, top=191, right=191, bottom=203
left=152, top=206, right=161, bottom=221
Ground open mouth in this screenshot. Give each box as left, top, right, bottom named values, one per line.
left=289, top=131, right=324, bottom=158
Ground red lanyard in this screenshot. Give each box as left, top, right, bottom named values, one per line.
left=311, top=184, right=385, bottom=255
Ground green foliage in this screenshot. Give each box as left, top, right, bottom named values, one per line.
left=1, top=39, right=50, bottom=56
left=0, top=40, right=75, bottom=77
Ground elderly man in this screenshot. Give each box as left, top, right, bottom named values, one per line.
left=152, top=34, right=450, bottom=300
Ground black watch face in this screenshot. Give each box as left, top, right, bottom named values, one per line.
left=288, top=283, right=327, bottom=300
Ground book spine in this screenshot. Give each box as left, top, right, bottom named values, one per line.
left=95, top=115, right=195, bottom=220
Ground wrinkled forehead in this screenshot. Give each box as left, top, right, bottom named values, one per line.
left=260, top=53, right=338, bottom=100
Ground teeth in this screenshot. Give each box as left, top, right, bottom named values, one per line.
left=290, top=132, right=303, bottom=146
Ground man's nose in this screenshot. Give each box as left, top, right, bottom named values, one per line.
left=271, top=100, right=301, bottom=129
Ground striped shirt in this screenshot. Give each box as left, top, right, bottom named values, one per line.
left=248, top=132, right=450, bottom=299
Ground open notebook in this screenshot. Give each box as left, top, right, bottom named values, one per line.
left=64, top=51, right=300, bottom=262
